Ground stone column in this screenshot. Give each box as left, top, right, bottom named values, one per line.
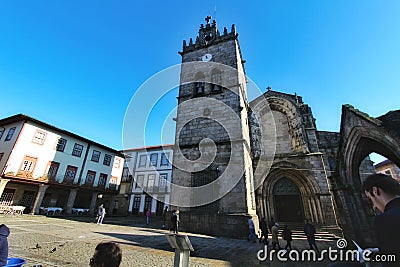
left=308, top=197, right=315, bottom=222
left=32, top=184, right=49, bottom=214
left=311, top=197, right=319, bottom=223
left=0, top=179, right=10, bottom=199
left=89, top=192, right=99, bottom=215
left=315, top=197, right=324, bottom=223
left=65, top=189, right=78, bottom=215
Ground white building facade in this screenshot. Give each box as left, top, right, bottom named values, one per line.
left=121, top=145, right=173, bottom=215
left=0, top=114, right=124, bottom=215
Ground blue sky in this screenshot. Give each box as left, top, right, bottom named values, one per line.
left=0, top=1, right=399, bottom=163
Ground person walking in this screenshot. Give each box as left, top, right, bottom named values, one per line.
left=268, top=217, right=275, bottom=233
left=271, top=223, right=281, bottom=250
left=247, top=216, right=257, bottom=242
left=145, top=209, right=151, bottom=225
left=304, top=219, right=319, bottom=253
left=171, top=210, right=180, bottom=234
left=363, top=173, right=400, bottom=267
left=259, top=217, right=269, bottom=244
left=96, top=204, right=106, bottom=225
left=281, top=225, right=292, bottom=251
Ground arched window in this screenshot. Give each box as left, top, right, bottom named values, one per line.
left=211, top=68, right=222, bottom=92
left=194, top=72, right=205, bottom=96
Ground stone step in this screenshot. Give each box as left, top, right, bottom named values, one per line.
left=271, top=222, right=343, bottom=240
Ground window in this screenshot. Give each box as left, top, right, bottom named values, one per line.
left=195, top=82, right=205, bottom=95
left=0, top=127, right=5, bottom=140
left=194, top=72, right=205, bottom=96
left=139, top=155, right=147, bottom=167
left=144, top=195, right=152, bottom=211
left=135, top=175, right=144, bottom=189
left=19, top=190, right=35, bottom=208
left=5, top=127, right=16, bottom=141
left=32, top=130, right=47, bottom=145
left=125, top=153, right=131, bottom=162
left=0, top=188, right=15, bottom=204
left=150, top=153, right=158, bottom=166
left=133, top=196, right=141, bottom=210
left=212, top=83, right=221, bottom=92
left=20, top=156, right=37, bottom=175
left=113, top=157, right=121, bottom=168
left=160, top=153, right=170, bottom=166
left=72, top=143, right=84, bottom=157
left=147, top=174, right=155, bottom=192
left=159, top=173, right=167, bottom=192
left=46, top=161, right=60, bottom=180
left=91, top=150, right=101, bottom=162
left=41, top=193, right=51, bottom=208
left=64, top=165, right=78, bottom=182
left=98, top=173, right=107, bottom=188
left=122, top=167, right=132, bottom=182
left=211, top=69, right=222, bottom=92
left=56, top=138, right=67, bottom=152
left=85, top=170, right=96, bottom=185
left=103, top=154, right=112, bottom=166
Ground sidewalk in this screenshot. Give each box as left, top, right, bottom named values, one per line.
left=3, top=215, right=340, bottom=266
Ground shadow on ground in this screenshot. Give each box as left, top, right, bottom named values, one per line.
left=94, top=230, right=261, bottom=266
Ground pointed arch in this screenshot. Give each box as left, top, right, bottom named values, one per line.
left=334, top=105, right=400, bottom=244
left=259, top=161, right=326, bottom=224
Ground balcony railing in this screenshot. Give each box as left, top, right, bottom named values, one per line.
left=4, top=171, right=120, bottom=191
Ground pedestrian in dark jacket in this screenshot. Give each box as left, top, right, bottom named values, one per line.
left=171, top=210, right=180, bottom=234
left=304, top=219, right=319, bottom=253
left=259, top=217, right=269, bottom=244
left=363, top=173, right=400, bottom=267
left=268, top=217, right=275, bottom=232
left=0, top=224, right=10, bottom=266
left=281, top=225, right=292, bottom=251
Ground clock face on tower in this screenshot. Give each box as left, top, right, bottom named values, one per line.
left=201, top=53, right=212, bottom=62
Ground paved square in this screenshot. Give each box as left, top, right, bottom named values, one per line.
left=3, top=215, right=339, bottom=266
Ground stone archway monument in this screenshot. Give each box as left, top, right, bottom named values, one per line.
left=333, top=105, right=400, bottom=245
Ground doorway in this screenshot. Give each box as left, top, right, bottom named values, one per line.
left=273, top=178, right=304, bottom=222
left=132, top=196, right=141, bottom=215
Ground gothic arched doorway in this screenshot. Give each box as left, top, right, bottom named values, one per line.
left=273, top=178, right=304, bottom=222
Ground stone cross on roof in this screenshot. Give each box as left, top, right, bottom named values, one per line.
left=205, top=16, right=212, bottom=24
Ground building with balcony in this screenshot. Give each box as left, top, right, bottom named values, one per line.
left=118, top=145, right=173, bottom=216
left=0, top=114, right=124, bottom=215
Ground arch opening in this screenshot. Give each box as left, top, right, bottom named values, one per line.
left=272, top=178, right=304, bottom=222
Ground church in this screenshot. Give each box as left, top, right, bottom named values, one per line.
left=169, top=17, right=400, bottom=245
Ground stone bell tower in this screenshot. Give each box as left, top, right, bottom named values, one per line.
left=170, top=17, right=257, bottom=237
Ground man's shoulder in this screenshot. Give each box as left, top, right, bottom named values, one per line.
left=379, top=204, right=400, bottom=221
left=374, top=207, right=400, bottom=232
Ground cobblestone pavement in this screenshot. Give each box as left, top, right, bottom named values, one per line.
left=3, top=215, right=340, bottom=266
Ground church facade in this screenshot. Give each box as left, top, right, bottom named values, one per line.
left=170, top=18, right=400, bottom=244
